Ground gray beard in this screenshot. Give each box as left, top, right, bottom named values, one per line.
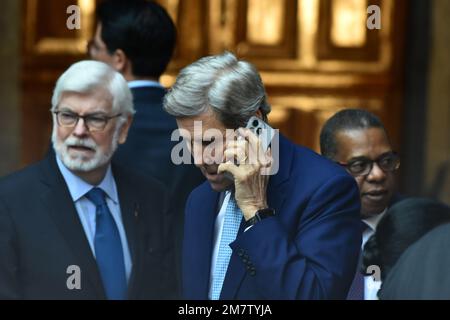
left=51, top=125, right=120, bottom=172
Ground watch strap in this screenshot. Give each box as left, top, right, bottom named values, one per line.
left=245, top=208, right=275, bottom=228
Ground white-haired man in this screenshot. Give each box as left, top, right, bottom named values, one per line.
left=0, top=60, right=176, bottom=299
left=164, top=52, right=361, bottom=299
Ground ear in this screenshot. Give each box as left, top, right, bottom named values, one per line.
left=111, top=49, right=128, bottom=73
left=254, top=109, right=263, bottom=119
left=118, top=115, right=133, bottom=145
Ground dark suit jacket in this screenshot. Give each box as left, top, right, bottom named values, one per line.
left=379, top=222, right=450, bottom=300
left=112, top=86, right=205, bottom=287
left=0, top=154, right=176, bottom=299
left=183, top=135, right=362, bottom=300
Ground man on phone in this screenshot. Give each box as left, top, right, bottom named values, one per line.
left=163, top=52, right=361, bottom=299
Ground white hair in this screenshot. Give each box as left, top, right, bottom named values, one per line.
left=50, top=60, right=133, bottom=173
left=51, top=60, right=135, bottom=122
left=163, top=51, right=271, bottom=128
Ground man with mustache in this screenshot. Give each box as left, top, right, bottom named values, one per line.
left=320, top=109, right=402, bottom=300
left=164, top=52, right=361, bottom=299
left=0, top=60, right=176, bottom=299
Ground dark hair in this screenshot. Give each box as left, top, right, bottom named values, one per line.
left=96, top=0, right=176, bottom=78
left=362, top=198, right=450, bottom=281
left=320, top=109, right=386, bottom=159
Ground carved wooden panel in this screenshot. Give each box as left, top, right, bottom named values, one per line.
left=156, top=0, right=209, bottom=69
left=20, top=0, right=407, bottom=165
left=317, top=0, right=381, bottom=61
left=21, top=0, right=97, bottom=165
left=234, top=0, right=298, bottom=59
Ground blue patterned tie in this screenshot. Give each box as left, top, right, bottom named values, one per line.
left=211, top=194, right=243, bottom=300
left=85, top=187, right=127, bottom=300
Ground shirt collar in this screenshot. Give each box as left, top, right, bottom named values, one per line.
left=56, top=155, right=118, bottom=204
left=128, top=80, right=163, bottom=89
left=363, top=208, right=387, bottom=231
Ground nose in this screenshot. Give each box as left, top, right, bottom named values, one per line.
left=72, top=118, right=89, bottom=137
left=366, top=162, right=386, bottom=182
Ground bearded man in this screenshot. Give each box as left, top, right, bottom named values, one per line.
left=0, top=60, right=176, bottom=299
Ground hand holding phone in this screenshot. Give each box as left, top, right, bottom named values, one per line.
left=222, top=116, right=275, bottom=182
left=218, top=124, right=272, bottom=220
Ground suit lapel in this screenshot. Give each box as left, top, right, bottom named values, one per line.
left=39, top=155, right=105, bottom=298
left=219, top=217, right=246, bottom=300
left=220, top=135, right=293, bottom=299
left=188, top=186, right=220, bottom=299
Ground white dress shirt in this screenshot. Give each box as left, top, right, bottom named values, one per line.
left=362, top=209, right=387, bottom=300
left=56, top=156, right=132, bottom=283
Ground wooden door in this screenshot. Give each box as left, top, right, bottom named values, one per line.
left=20, top=0, right=406, bottom=165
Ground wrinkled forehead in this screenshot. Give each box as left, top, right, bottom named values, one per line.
left=335, top=127, right=392, bottom=161
left=176, top=110, right=227, bottom=135
left=58, top=89, right=113, bottom=114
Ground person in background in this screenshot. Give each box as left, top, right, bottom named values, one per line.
left=0, top=60, right=175, bottom=299
left=89, top=0, right=205, bottom=290
left=320, top=109, right=402, bottom=300
left=377, top=200, right=450, bottom=299
left=363, top=198, right=450, bottom=294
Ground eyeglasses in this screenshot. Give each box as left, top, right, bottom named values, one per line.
left=53, top=110, right=122, bottom=132
left=338, top=152, right=400, bottom=177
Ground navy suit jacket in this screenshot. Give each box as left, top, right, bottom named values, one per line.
left=113, top=86, right=204, bottom=190
left=0, top=154, right=177, bottom=299
left=182, top=135, right=361, bottom=299
left=113, top=86, right=205, bottom=290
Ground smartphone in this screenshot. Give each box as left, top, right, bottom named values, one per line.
left=223, top=116, right=276, bottom=180
left=245, top=116, right=275, bottom=152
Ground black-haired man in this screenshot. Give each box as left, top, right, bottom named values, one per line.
left=89, top=0, right=205, bottom=292
left=320, top=109, right=402, bottom=300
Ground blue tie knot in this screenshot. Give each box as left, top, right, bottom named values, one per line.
left=85, top=187, right=107, bottom=207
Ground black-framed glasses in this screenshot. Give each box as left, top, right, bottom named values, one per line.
left=338, top=152, right=400, bottom=177
left=53, top=110, right=122, bottom=132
